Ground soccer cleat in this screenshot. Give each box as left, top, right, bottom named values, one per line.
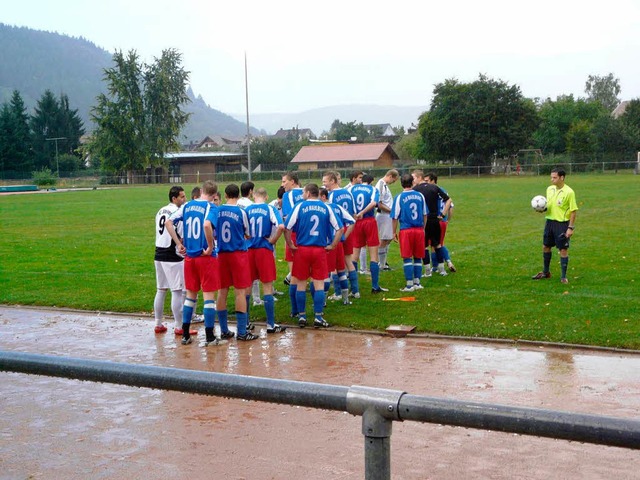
left=181, top=336, right=193, bottom=345
left=154, top=324, right=167, bottom=334
left=400, top=286, right=415, bottom=292
left=298, top=316, right=307, bottom=328
left=382, top=264, right=392, bottom=271
left=371, top=286, right=389, bottom=294
left=220, top=330, right=235, bottom=339
left=560, top=278, right=569, bottom=284
left=252, top=298, right=264, bottom=307
left=237, top=332, right=259, bottom=341
left=313, top=317, right=330, bottom=328
left=327, top=294, right=342, bottom=301
left=192, top=314, right=205, bottom=324
left=273, top=289, right=285, bottom=296
left=532, top=271, right=551, bottom=280
left=283, top=276, right=291, bottom=286
left=343, top=299, right=352, bottom=305
left=247, top=322, right=255, bottom=331
left=267, top=324, right=287, bottom=334
left=447, top=262, right=457, bottom=273
left=412, top=283, right=424, bottom=290
left=439, top=270, right=448, bottom=276
left=422, top=271, right=432, bottom=278
left=174, top=327, right=198, bottom=336
left=203, top=337, right=227, bottom=347
left=359, top=270, right=370, bottom=275
left=349, top=292, right=361, bottom=299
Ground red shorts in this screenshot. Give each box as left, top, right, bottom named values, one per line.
left=184, top=255, right=219, bottom=293
left=292, top=245, right=329, bottom=281
left=249, top=248, right=277, bottom=283
left=218, top=251, right=251, bottom=289
left=342, top=234, right=354, bottom=255
left=352, top=217, right=380, bottom=248
left=326, top=242, right=345, bottom=272
left=399, top=228, right=425, bottom=259
left=285, top=231, right=297, bottom=262
left=427, top=221, right=448, bottom=247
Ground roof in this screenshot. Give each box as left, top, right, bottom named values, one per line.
left=612, top=101, right=630, bottom=118
left=273, top=128, right=316, bottom=139
left=291, top=142, right=398, bottom=164
left=166, top=152, right=245, bottom=160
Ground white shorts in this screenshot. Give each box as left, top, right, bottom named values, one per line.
left=155, top=260, right=184, bottom=291
left=376, top=213, right=394, bottom=241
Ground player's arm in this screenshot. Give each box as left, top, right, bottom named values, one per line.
left=203, top=220, right=214, bottom=256
left=326, top=226, right=343, bottom=251
left=392, top=218, right=399, bottom=242
left=165, top=219, right=185, bottom=255
left=440, top=198, right=452, bottom=219
left=566, top=210, right=577, bottom=238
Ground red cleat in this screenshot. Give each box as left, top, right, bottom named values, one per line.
left=154, top=325, right=167, bottom=334
left=174, top=328, right=198, bottom=336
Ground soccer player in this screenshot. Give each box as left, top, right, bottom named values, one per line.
left=237, top=181, right=262, bottom=307
left=323, top=170, right=360, bottom=299
left=532, top=167, right=578, bottom=284
left=375, top=169, right=399, bottom=271
left=216, top=184, right=258, bottom=341
left=153, top=186, right=187, bottom=334
left=391, top=174, right=427, bottom=291
left=166, top=181, right=221, bottom=346
left=351, top=174, right=388, bottom=294
left=245, top=188, right=287, bottom=333
left=284, top=183, right=343, bottom=328
left=412, top=169, right=451, bottom=276
left=281, top=171, right=305, bottom=314
left=427, top=173, right=456, bottom=275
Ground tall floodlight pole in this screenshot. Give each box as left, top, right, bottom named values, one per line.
left=45, top=137, right=67, bottom=177
left=245, top=51, right=252, bottom=181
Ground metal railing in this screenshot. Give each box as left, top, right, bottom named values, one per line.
left=1, top=350, right=639, bottom=479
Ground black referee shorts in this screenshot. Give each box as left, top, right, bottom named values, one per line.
left=543, top=220, right=570, bottom=250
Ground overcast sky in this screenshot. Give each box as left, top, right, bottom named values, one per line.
left=4, top=0, right=640, bottom=115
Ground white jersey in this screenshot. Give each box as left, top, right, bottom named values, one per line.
left=375, top=178, right=393, bottom=212
left=237, top=197, right=253, bottom=208
left=155, top=202, right=183, bottom=262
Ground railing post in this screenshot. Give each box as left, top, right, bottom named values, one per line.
left=347, top=385, right=405, bottom=480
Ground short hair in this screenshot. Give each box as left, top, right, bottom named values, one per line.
left=362, top=174, right=374, bottom=185
left=254, top=187, right=268, bottom=199
left=400, top=174, right=414, bottom=188
left=551, top=167, right=566, bottom=177
left=283, top=171, right=299, bottom=185
left=277, top=185, right=286, bottom=199
left=304, top=183, right=320, bottom=197
left=323, top=171, right=339, bottom=183
left=386, top=169, right=399, bottom=179
left=319, top=187, right=329, bottom=199
left=190, top=186, right=201, bottom=200
left=350, top=170, right=364, bottom=182
left=225, top=183, right=240, bottom=198
left=427, top=172, right=438, bottom=183
left=169, top=186, right=184, bottom=202
left=240, top=181, right=255, bottom=197
left=412, top=169, right=425, bottom=180
left=202, top=180, right=217, bottom=196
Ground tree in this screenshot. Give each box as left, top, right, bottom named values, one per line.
left=418, top=75, right=539, bottom=165
left=57, top=94, right=85, bottom=159
left=0, top=90, right=32, bottom=175
left=532, top=95, right=606, bottom=154
left=29, top=89, right=61, bottom=170
left=329, top=119, right=369, bottom=142
left=88, top=49, right=190, bottom=181
left=248, top=136, right=309, bottom=170
left=585, top=73, right=621, bottom=112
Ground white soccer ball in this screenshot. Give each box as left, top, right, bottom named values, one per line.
left=531, top=195, right=547, bottom=212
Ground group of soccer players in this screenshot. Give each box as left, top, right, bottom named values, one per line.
left=153, top=168, right=456, bottom=346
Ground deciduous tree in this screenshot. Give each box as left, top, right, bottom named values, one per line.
left=585, top=73, right=621, bottom=112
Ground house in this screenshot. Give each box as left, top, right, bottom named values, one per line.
left=612, top=101, right=630, bottom=119
left=273, top=128, right=316, bottom=140
left=164, top=151, right=247, bottom=183
left=291, top=142, right=398, bottom=171
left=193, top=135, right=245, bottom=152
left=364, top=123, right=396, bottom=137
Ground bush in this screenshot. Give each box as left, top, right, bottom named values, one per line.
left=32, top=168, right=58, bottom=188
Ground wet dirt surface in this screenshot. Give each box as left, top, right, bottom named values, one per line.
left=0, top=305, right=638, bottom=479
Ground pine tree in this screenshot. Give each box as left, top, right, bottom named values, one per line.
left=0, top=90, right=32, bottom=176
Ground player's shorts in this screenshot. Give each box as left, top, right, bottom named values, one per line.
left=425, top=217, right=442, bottom=249
left=326, top=242, right=346, bottom=272
left=184, top=255, right=219, bottom=293
left=285, top=231, right=297, bottom=262
left=353, top=217, right=380, bottom=248
left=292, top=245, right=329, bottom=281
left=376, top=213, right=394, bottom=241
left=543, top=220, right=570, bottom=250
left=218, top=251, right=252, bottom=289
left=427, top=221, right=448, bottom=247
left=155, top=260, right=184, bottom=291
left=399, top=228, right=426, bottom=259
left=342, top=233, right=354, bottom=255
left=249, top=247, right=277, bottom=283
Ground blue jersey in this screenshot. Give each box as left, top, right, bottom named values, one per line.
left=216, top=204, right=250, bottom=253
left=286, top=199, right=341, bottom=247
left=328, top=202, right=354, bottom=242
left=437, top=187, right=452, bottom=221
left=391, top=190, right=426, bottom=230
left=350, top=184, right=379, bottom=218
left=170, top=199, right=218, bottom=258
left=329, top=188, right=356, bottom=216
left=282, top=187, right=304, bottom=219
left=245, top=203, right=283, bottom=251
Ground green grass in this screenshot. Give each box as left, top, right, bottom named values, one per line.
left=1, top=174, right=638, bottom=349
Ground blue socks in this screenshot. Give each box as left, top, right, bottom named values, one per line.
left=203, top=299, right=216, bottom=329
left=218, top=309, right=229, bottom=334
left=370, top=261, right=380, bottom=289
left=264, top=294, right=275, bottom=327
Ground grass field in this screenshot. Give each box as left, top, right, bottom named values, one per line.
left=1, top=173, right=638, bottom=349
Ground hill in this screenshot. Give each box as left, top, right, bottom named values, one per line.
left=0, top=23, right=254, bottom=141
left=238, top=104, right=428, bottom=136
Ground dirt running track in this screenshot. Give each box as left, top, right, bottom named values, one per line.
left=0, top=305, right=638, bottom=479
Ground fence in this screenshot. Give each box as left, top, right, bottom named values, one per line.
left=1, top=350, right=638, bottom=480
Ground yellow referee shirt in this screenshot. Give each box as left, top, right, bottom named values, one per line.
left=545, top=184, right=578, bottom=222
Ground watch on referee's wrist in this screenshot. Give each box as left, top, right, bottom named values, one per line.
left=567, top=226, right=574, bottom=230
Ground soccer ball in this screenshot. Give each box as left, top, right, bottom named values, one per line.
left=531, top=195, right=547, bottom=212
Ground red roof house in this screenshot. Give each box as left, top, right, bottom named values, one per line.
left=291, top=142, right=398, bottom=171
